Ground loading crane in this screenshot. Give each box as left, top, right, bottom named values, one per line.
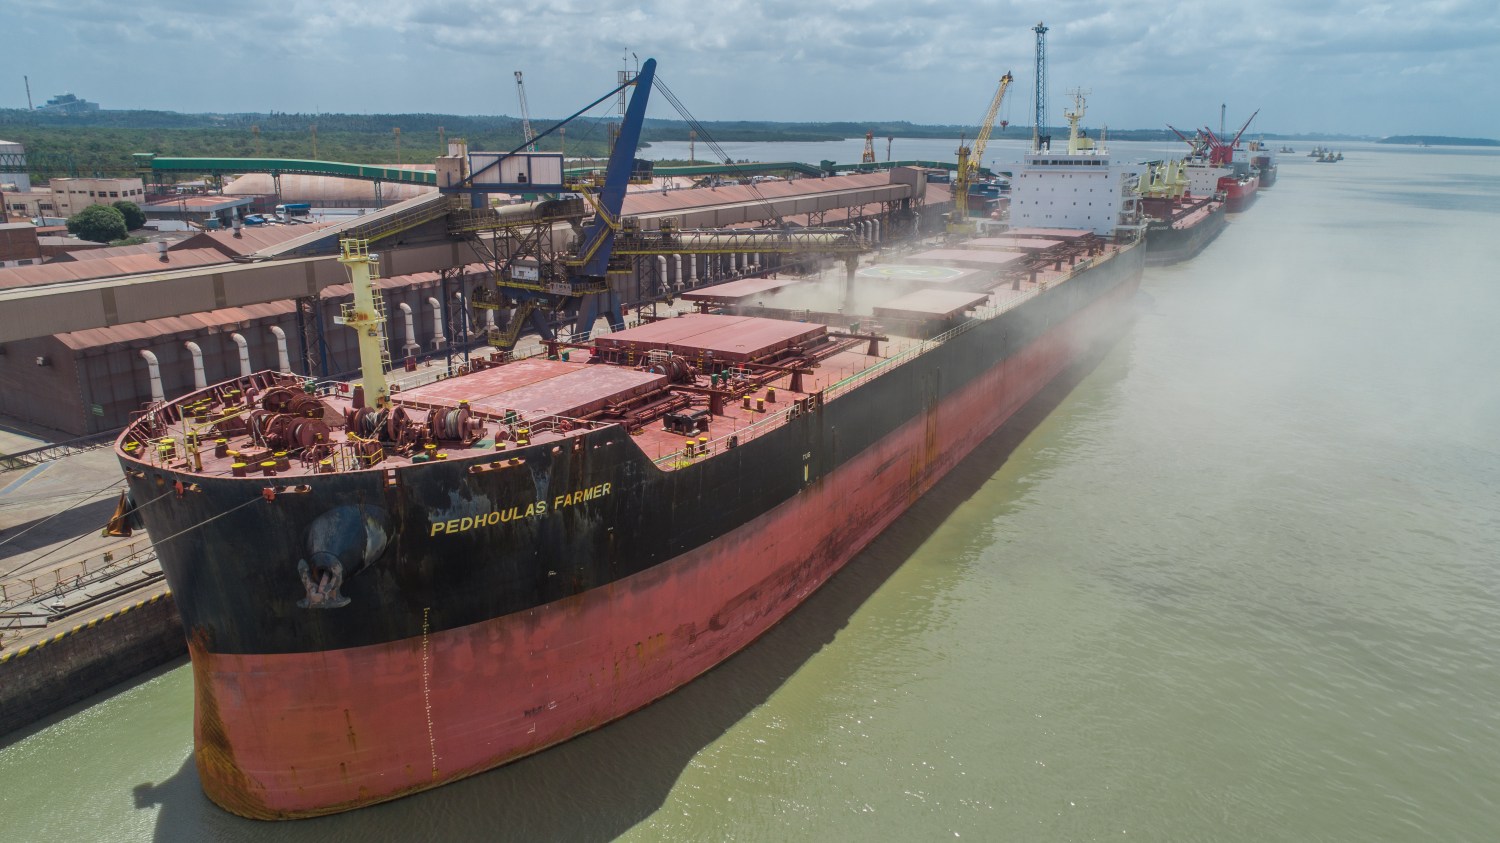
left=448, top=60, right=873, bottom=351
left=515, top=71, right=537, bottom=152
left=862, top=131, right=876, bottom=164
left=950, top=71, right=1013, bottom=235
left=1170, top=109, right=1259, bottom=166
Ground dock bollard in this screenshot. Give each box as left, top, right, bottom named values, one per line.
left=766, top=387, right=776, bottom=403
left=756, top=398, right=765, bottom=413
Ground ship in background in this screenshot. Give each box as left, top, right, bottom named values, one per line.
left=115, top=61, right=1145, bottom=819
left=1246, top=139, right=1278, bottom=188
left=1137, top=159, right=1227, bottom=266
left=1169, top=110, right=1264, bottom=212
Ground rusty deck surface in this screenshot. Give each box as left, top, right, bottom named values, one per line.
left=680, top=276, right=803, bottom=302
left=873, top=289, right=992, bottom=320
left=961, top=237, right=1062, bottom=252
left=468, top=367, right=668, bottom=418
left=598, top=314, right=826, bottom=363
left=400, top=358, right=580, bottom=405
left=900, top=248, right=1027, bottom=268
left=995, top=227, right=1091, bottom=240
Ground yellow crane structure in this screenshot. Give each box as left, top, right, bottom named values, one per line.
left=950, top=71, right=1013, bottom=234
left=862, top=130, right=876, bottom=164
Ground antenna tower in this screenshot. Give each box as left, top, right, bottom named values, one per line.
left=1032, top=21, right=1049, bottom=152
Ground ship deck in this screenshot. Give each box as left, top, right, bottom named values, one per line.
left=117, top=237, right=1127, bottom=479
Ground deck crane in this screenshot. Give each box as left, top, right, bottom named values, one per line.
left=862, top=131, right=876, bottom=164
left=950, top=71, right=1013, bottom=235
left=515, top=71, right=537, bottom=151
left=1193, top=109, right=1258, bottom=165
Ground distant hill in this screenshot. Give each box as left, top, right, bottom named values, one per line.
left=1378, top=135, right=1499, bottom=147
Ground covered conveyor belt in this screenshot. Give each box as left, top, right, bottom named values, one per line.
left=138, top=154, right=438, bottom=186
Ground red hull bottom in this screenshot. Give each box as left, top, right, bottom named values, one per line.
left=191, top=275, right=1141, bottom=819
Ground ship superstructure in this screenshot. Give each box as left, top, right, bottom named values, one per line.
left=1008, top=91, right=1141, bottom=235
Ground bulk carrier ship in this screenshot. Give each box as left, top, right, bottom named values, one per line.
left=115, top=62, right=1145, bottom=819
left=1139, top=159, right=1228, bottom=266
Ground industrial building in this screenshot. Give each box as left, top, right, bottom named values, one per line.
left=45, top=178, right=148, bottom=217
left=0, top=222, right=42, bottom=266
left=0, top=168, right=948, bottom=436
left=139, top=195, right=253, bottom=229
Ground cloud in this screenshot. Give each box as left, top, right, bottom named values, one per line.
left=2, top=0, right=1496, bottom=136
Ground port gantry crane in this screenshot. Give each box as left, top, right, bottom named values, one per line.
left=441, top=59, right=870, bottom=352
left=950, top=70, right=1013, bottom=236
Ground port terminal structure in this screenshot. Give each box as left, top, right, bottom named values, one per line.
left=137, top=155, right=973, bottom=207
left=0, top=64, right=947, bottom=439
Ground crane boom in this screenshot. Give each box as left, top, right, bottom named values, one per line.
left=969, top=72, right=1013, bottom=180
left=1229, top=109, right=1260, bottom=148
left=950, top=72, right=1013, bottom=235
left=515, top=71, right=537, bottom=152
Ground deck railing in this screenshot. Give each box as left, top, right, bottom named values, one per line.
left=649, top=248, right=1119, bottom=469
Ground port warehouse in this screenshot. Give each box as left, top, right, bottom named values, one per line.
left=0, top=169, right=949, bottom=435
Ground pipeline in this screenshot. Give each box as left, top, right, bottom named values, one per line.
left=427, top=297, right=445, bottom=348
left=267, top=325, right=291, bottom=373
left=397, top=302, right=421, bottom=354
left=139, top=350, right=165, bottom=403
left=230, top=333, right=251, bottom=378
left=183, top=342, right=207, bottom=390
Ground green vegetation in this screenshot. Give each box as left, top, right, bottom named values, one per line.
left=66, top=205, right=128, bottom=243
left=112, top=200, right=146, bottom=230
left=0, top=109, right=618, bottom=178
left=0, top=106, right=1406, bottom=181
left=108, top=235, right=149, bottom=247
left=1378, top=135, right=1500, bottom=147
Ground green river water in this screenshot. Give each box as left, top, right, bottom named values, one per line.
left=3, top=143, right=1498, bottom=841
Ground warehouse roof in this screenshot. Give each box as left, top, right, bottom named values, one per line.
left=0, top=248, right=228, bottom=290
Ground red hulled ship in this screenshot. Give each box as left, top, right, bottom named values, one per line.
left=115, top=60, right=1146, bottom=819
left=1139, top=159, right=1228, bottom=265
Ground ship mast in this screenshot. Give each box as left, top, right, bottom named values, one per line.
left=336, top=238, right=390, bottom=408
left=1064, top=89, right=1092, bottom=154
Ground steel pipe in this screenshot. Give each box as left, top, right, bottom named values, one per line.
left=139, top=349, right=165, bottom=403
left=183, top=341, right=207, bottom=390
left=230, top=332, right=251, bottom=378
left=267, top=325, right=291, bottom=373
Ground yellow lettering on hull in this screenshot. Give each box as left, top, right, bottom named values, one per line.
left=431, top=481, right=613, bottom=536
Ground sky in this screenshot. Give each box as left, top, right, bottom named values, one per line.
left=3, top=0, right=1498, bottom=138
